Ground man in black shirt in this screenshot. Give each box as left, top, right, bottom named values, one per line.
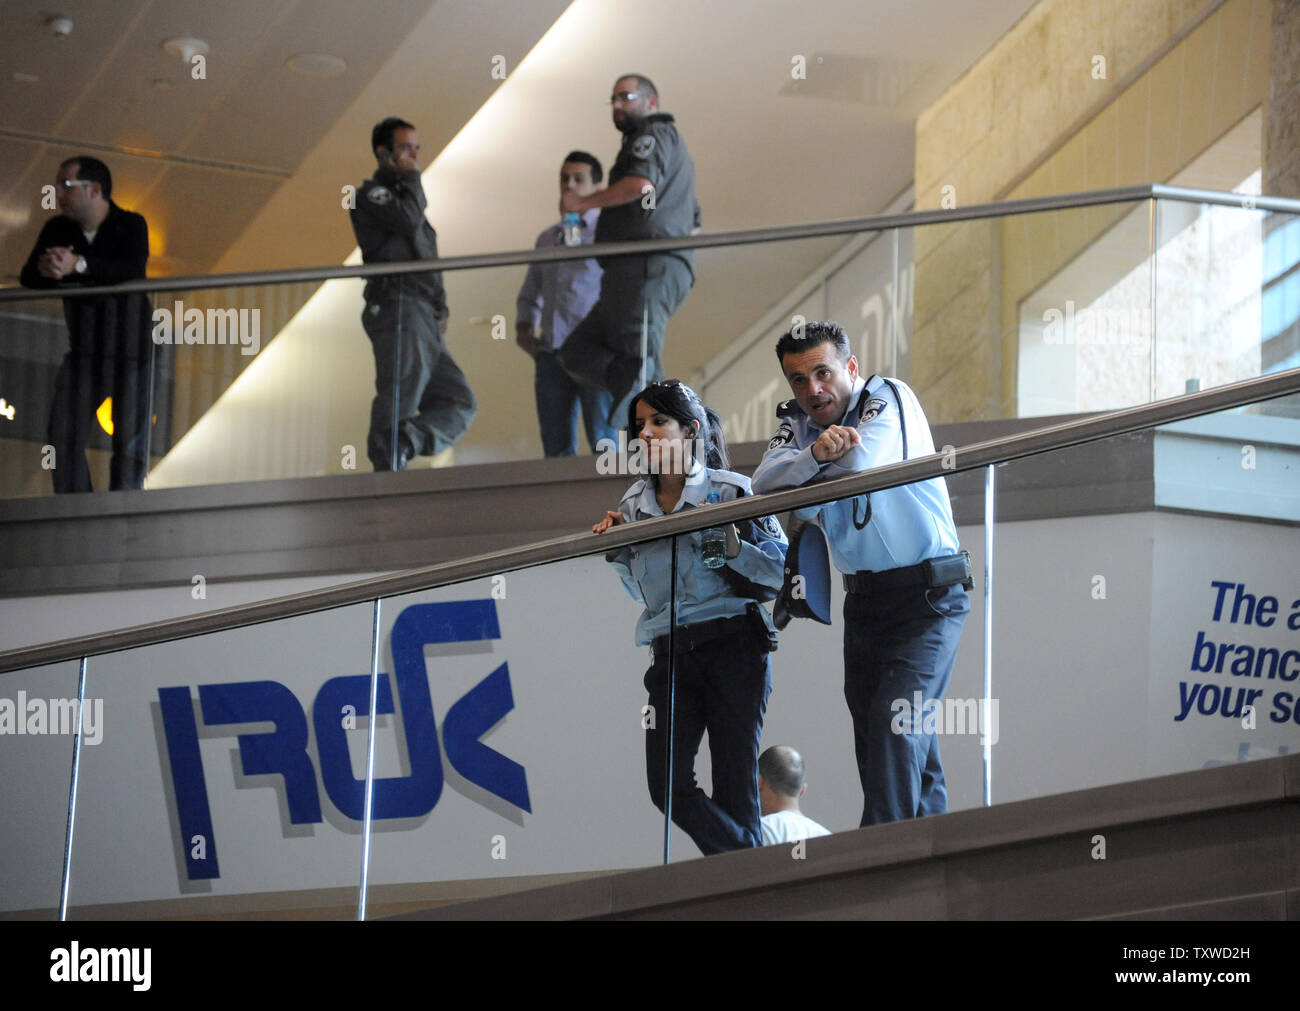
left=350, top=116, right=477, bottom=470
left=20, top=156, right=155, bottom=493
left=558, top=74, right=700, bottom=425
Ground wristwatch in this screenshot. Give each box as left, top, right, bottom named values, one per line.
left=74, top=256, right=87, bottom=275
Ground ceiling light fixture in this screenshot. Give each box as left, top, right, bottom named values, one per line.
left=47, top=15, right=73, bottom=40
left=286, top=52, right=347, bottom=78
left=161, top=36, right=210, bottom=65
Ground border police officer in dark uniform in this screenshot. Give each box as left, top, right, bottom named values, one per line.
left=558, top=74, right=699, bottom=426
left=350, top=116, right=476, bottom=471
left=752, top=321, right=971, bottom=827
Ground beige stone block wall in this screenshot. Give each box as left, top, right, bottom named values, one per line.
left=1266, top=0, right=1300, bottom=197
left=912, top=0, right=1273, bottom=422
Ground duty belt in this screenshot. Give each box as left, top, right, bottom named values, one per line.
left=652, top=613, right=750, bottom=657
left=364, top=275, right=442, bottom=306
left=843, top=550, right=973, bottom=595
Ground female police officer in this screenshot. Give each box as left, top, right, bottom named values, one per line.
left=592, top=380, right=786, bottom=854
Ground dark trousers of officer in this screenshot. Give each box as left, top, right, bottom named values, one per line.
left=843, top=581, right=969, bottom=826
left=48, top=345, right=155, bottom=494
left=361, top=293, right=477, bottom=470
left=643, top=628, right=770, bottom=855
left=557, top=253, right=692, bottom=426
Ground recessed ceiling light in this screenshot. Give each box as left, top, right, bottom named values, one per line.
left=162, top=36, right=209, bottom=64
left=286, top=52, right=347, bottom=78
left=13, top=72, right=39, bottom=83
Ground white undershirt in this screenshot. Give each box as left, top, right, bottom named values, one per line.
left=760, top=810, right=831, bottom=844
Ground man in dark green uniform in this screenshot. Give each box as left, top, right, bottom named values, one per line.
left=350, top=116, right=476, bottom=471
left=558, top=74, right=700, bottom=425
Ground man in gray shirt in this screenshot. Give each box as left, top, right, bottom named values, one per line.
left=558, top=74, right=700, bottom=426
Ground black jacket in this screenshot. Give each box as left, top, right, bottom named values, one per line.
left=20, top=202, right=153, bottom=359
left=349, top=168, right=447, bottom=310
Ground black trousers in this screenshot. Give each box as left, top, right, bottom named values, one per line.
left=362, top=294, right=477, bottom=470
left=47, top=347, right=155, bottom=493
left=643, top=627, right=771, bottom=855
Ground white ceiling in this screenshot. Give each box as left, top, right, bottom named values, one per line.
left=2, top=0, right=1040, bottom=462
left=2, top=0, right=1040, bottom=271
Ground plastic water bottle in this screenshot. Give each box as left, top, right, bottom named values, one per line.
left=562, top=211, right=582, bottom=247
left=700, top=489, right=727, bottom=569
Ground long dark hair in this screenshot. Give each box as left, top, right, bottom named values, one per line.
left=627, top=380, right=729, bottom=477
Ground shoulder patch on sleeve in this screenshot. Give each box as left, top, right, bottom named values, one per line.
left=858, top=397, right=889, bottom=424
left=631, top=134, right=656, bottom=159
left=768, top=423, right=794, bottom=450
left=366, top=185, right=393, bottom=205
left=757, top=514, right=783, bottom=538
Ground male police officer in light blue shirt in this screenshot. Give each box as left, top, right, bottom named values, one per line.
left=752, top=320, right=970, bottom=826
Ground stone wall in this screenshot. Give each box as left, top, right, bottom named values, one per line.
left=911, top=0, right=1275, bottom=421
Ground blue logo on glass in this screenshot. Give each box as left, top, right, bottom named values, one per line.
left=158, top=600, right=529, bottom=881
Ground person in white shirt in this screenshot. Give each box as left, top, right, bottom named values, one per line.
left=758, top=745, right=831, bottom=844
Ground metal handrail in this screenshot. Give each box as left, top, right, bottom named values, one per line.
left=2, top=366, right=1296, bottom=673
left=3, top=184, right=1296, bottom=302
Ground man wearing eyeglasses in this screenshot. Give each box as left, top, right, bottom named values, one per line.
left=557, top=74, right=700, bottom=427
left=20, top=156, right=156, bottom=493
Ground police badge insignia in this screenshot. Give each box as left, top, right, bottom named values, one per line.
left=631, top=134, right=656, bottom=159
left=768, top=424, right=794, bottom=450
left=367, top=186, right=394, bottom=205
left=858, top=397, right=889, bottom=424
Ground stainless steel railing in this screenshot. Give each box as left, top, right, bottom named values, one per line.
left=1, top=365, right=1296, bottom=673
left=3, top=184, right=1297, bottom=302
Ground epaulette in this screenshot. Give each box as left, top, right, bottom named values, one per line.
left=707, top=469, right=750, bottom=492
left=775, top=398, right=804, bottom=419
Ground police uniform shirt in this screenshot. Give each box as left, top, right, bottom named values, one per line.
left=595, top=113, right=701, bottom=266
left=607, top=461, right=787, bottom=645
left=349, top=168, right=446, bottom=309
left=751, top=375, right=959, bottom=575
